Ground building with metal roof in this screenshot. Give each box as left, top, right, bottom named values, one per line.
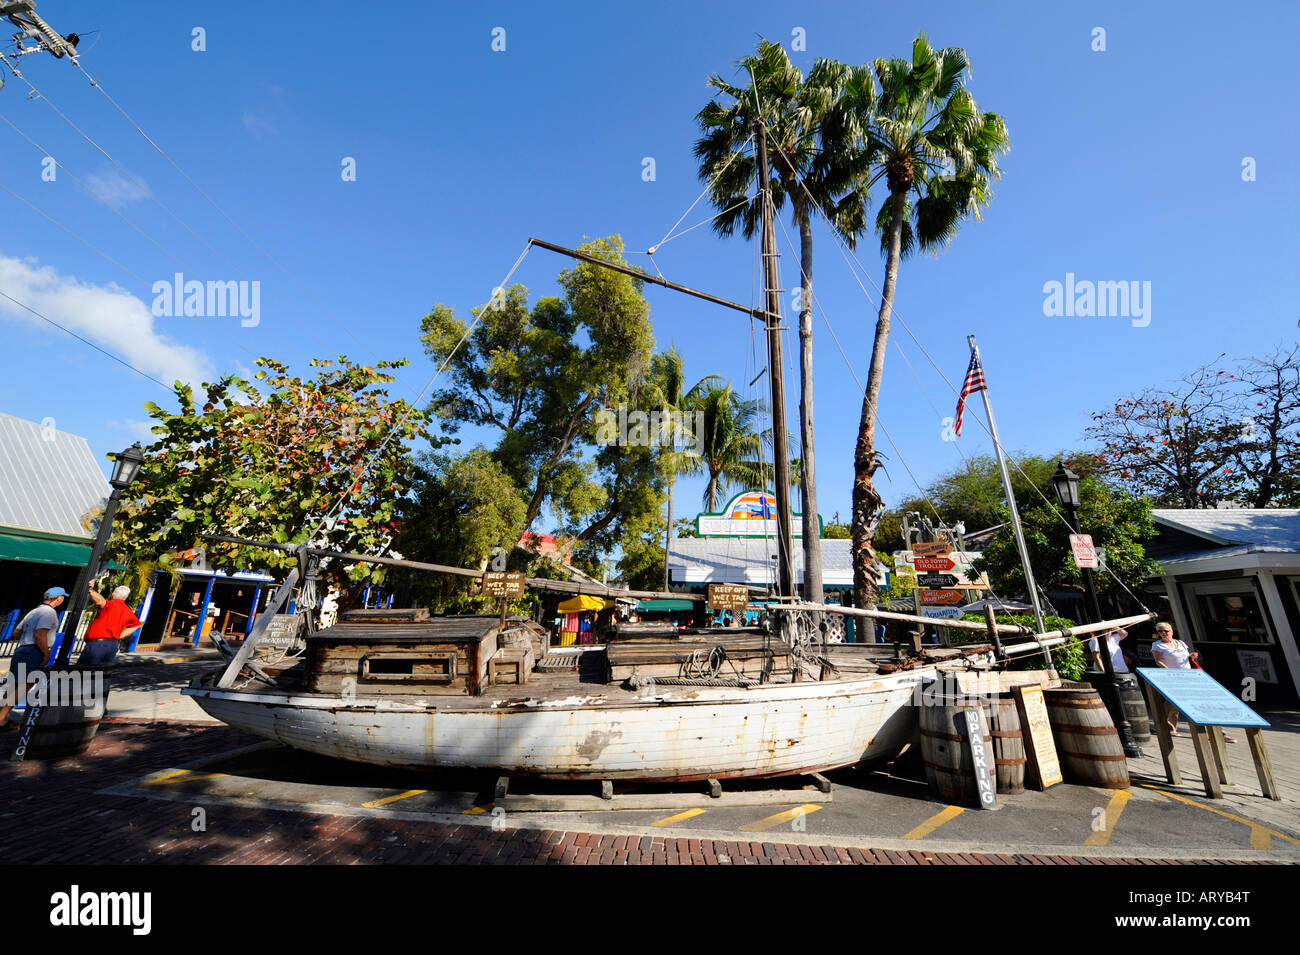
left=0, top=412, right=111, bottom=647
left=1145, top=508, right=1300, bottom=705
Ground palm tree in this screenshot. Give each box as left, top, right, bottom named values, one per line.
left=650, top=348, right=698, bottom=590
left=695, top=40, right=869, bottom=603
left=847, top=33, right=1010, bottom=608
left=687, top=380, right=767, bottom=512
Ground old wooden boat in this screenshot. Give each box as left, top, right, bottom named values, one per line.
left=182, top=118, right=1153, bottom=782
left=185, top=608, right=999, bottom=780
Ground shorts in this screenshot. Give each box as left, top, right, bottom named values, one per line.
left=9, top=644, right=43, bottom=673
left=78, top=639, right=120, bottom=667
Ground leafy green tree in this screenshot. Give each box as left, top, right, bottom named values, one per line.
left=396, top=449, right=528, bottom=611
left=420, top=236, right=657, bottom=540
left=109, top=357, right=430, bottom=601
left=696, top=40, right=870, bottom=603
left=849, top=33, right=1010, bottom=608
left=972, top=459, right=1161, bottom=612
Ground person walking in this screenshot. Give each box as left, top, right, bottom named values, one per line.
left=79, top=582, right=142, bottom=666
left=1089, top=626, right=1132, bottom=673
left=0, top=587, right=66, bottom=727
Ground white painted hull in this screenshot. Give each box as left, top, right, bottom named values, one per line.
left=184, top=669, right=934, bottom=780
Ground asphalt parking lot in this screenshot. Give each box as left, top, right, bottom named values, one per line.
left=101, top=729, right=1300, bottom=862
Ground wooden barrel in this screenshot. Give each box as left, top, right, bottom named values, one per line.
left=1043, top=686, right=1130, bottom=788
left=984, top=696, right=1026, bottom=795
left=24, top=666, right=110, bottom=759
left=1082, top=672, right=1151, bottom=743
left=920, top=702, right=995, bottom=807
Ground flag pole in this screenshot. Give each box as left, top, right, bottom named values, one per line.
left=967, top=335, right=1053, bottom=666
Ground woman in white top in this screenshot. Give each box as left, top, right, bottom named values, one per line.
left=1149, top=622, right=1236, bottom=742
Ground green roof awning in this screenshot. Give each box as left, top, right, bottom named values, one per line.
left=0, top=531, right=92, bottom=567
left=637, top=599, right=695, bottom=612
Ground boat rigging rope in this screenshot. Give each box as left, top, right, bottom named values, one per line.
left=67, top=56, right=406, bottom=383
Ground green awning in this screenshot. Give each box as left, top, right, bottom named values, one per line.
left=0, top=531, right=92, bottom=567
left=637, top=599, right=695, bottom=612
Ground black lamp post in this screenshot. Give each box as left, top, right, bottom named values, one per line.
left=54, top=442, right=145, bottom=665
left=1051, top=462, right=1141, bottom=757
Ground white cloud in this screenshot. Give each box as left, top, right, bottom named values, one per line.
left=0, top=254, right=214, bottom=386
left=82, top=167, right=152, bottom=209
left=108, top=418, right=160, bottom=442
left=242, top=110, right=277, bottom=139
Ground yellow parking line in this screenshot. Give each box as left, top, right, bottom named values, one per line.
left=738, top=804, right=823, bottom=833
left=1142, top=785, right=1300, bottom=846
left=361, top=789, right=426, bottom=809
left=140, top=770, right=226, bottom=787
left=652, top=808, right=707, bottom=827
left=903, top=805, right=964, bottom=840
left=463, top=803, right=494, bottom=815
left=1084, top=789, right=1130, bottom=846
left=140, top=769, right=191, bottom=786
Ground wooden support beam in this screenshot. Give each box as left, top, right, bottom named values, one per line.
left=1246, top=727, right=1280, bottom=801
left=1144, top=682, right=1181, bottom=786
left=1188, top=724, right=1223, bottom=799
left=1207, top=727, right=1232, bottom=786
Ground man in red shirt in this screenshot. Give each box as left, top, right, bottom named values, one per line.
left=78, top=583, right=142, bottom=666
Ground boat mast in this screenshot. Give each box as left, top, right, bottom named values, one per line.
left=755, top=119, right=795, bottom=598
left=967, top=334, right=1052, bottom=665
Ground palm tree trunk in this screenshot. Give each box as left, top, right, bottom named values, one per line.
left=663, top=477, right=674, bottom=591
left=794, top=196, right=823, bottom=604
left=852, top=189, right=906, bottom=609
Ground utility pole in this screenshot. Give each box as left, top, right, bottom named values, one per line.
left=755, top=119, right=794, bottom=598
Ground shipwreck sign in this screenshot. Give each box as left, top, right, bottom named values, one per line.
left=481, top=571, right=526, bottom=599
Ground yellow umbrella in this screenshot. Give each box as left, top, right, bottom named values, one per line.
left=557, top=594, right=610, bottom=613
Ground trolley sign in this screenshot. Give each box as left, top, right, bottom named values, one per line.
left=707, top=583, right=749, bottom=612
left=1069, top=534, right=1098, bottom=569
left=481, top=571, right=526, bottom=598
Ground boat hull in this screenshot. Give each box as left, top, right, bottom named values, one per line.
left=184, top=670, right=933, bottom=780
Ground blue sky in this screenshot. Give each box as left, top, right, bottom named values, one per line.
left=1, top=1, right=1296, bottom=534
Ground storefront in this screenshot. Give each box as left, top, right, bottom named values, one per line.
left=666, top=490, right=887, bottom=641
left=0, top=412, right=112, bottom=659
left=1145, top=509, right=1300, bottom=706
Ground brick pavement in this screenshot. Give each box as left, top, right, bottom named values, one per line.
left=0, top=720, right=1275, bottom=865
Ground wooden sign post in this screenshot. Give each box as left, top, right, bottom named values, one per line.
left=482, top=572, right=526, bottom=627
left=1012, top=684, right=1062, bottom=790
left=706, top=583, right=748, bottom=623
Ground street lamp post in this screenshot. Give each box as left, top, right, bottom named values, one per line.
left=1051, top=462, right=1141, bottom=757
left=54, top=442, right=145, bottom=665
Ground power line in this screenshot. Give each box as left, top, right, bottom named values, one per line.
left=69, top=56, right=414, bottom=381
left=1, top=53, right=419, bottom=394
left=0, top=286, right=171, bottom=391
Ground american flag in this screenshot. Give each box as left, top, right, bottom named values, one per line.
left=954, top=349, right=986, bottom=437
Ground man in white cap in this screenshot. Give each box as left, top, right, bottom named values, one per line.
left=0, top=586, right=66, bottom=726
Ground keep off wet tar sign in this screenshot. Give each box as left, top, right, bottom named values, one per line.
left=963, top=708, right=998, bottom=810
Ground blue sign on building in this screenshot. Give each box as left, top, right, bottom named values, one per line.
left=1136, top=667, right=1270, bottom=728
